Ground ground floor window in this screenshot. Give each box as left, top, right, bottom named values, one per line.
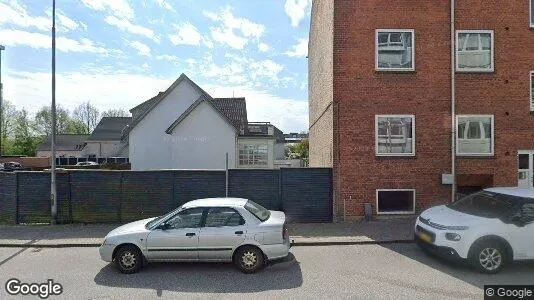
left=238, top=144, right=268, bottom=166
left=456, top=115, right=494, bottom=156
left=376, top=189, right=415, bottom=214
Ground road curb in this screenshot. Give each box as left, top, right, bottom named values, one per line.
left=0, top=239, right=415, bottom=248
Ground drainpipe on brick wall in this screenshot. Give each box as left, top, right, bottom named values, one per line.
left=451, top=0, right=457, bottom=202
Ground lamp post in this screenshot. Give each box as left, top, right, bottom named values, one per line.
left=50, top=0, right=57, bottom=224
left=0, top=44, right=5, bottom=157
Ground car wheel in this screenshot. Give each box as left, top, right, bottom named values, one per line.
left=470, top=242, right=506, bottom=274
left=234, top=246, right=265, bottom=274
left=115, top=245, right=143, bottom=274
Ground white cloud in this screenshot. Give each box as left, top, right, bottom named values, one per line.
left=249, top=60, right=284, bottom=80
left=105, top=16, right=160, bottom=42
left=284, top=0, right=311, bottom=27
left=130, top=41, right=151, bottom=56
left=258, top=43, right=269, bottom=52
left=169, top=22, right=204, bottom=46
left=0, top=1, right=49, bottom=31
left=285, top=38, right=308, bottom=57
left=142, top=63, right=150, bottom=69
left=0, top=29, right=122, bottom=56
left=153, top=0, right=175, bottom=12
left=81, top=0, right=134, bottom=20
left=203, top=7, right=266, bottom=50
left=155, top=55, right=179, bottom=62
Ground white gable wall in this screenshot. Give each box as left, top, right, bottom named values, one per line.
left=129, top=80, right=202, bottom=170
left=169, top=101, right=236, bottom=169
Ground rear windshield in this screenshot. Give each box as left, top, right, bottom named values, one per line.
left=244, top=200, right=271, bottom=222
left=447, top=191, right=514, bottom=218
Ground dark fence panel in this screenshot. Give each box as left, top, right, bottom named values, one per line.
left=56, top=172, right=71, bottom=223
left=228, top=169, right=281, bottom=210
left=17, top=172, right=51, bottom=223
left=0, top=172, right=17, bottom=224
left=70, top=171, right=122, bottom=223
left=281, top=168, right=333, bottom=223
left=173, top=171, right=226, bottom=207
left=121, top=171, right=174, bottom=222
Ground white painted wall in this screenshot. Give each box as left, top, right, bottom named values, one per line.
left=169, top=101, right=236, bottom=169
left=83, top=141, right=123, bottom=158
left=274, top=142, right=285, bottom=160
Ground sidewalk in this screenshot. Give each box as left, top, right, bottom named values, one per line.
left=0, top=218, right=416, bottom=247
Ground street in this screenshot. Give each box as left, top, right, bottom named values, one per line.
left=1, top=244, right=533, bottom=299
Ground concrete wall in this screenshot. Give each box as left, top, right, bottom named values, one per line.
left=83, top=141, right=123, bottom=158
left=308, top=0, right=334, bottom=168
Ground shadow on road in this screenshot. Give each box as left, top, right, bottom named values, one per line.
left=382, top=243, right=534, bottom=289
left=93, top=253, right=302, bottom=295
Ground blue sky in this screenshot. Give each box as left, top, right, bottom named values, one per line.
left=0, top=0, right=311, bottom=132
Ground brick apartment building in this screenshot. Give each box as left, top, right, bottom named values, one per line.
left=309, top=0, right=534, bottom=219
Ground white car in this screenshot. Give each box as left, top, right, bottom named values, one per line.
left=415, top=188, right=534, bottom=273
left=99, top=198, right=290, bottom=274
left=75, top=161, right=98, bottom=166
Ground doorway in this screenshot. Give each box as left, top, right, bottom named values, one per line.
left=518, top=150, right=534, bottom=188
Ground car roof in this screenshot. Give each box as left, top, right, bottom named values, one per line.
left=182, top=198, right=249, bottom=208
left=484, top=187, right=534, bottom=200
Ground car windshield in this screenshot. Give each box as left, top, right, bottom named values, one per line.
left=145, top=205, right=183, bottom=229
left=244, top=200, right=271, bottom=222
left=447, top=191, right=514, bottom=218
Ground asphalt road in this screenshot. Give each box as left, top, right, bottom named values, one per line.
left=0, top=244, right=533, bottom=299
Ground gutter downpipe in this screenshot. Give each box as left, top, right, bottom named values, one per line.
left=451, top=0, right=456, bottom=202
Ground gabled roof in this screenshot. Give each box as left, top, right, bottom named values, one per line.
left=211, top=98, right=248, bottom=129
left=128, top=73, right=214, bottom=132
left=37, top=134, right=90, bottom=151
left=165, top=95, right=241, bottom=134
left=87, top=117, right=132, bottom=141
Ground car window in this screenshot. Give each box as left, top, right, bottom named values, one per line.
left=204, top=207, right=244, bottom=227
left=448, top=191, right=513, bottom=218
left=244, top=200, right=271, bottom=222
left=521, top=203, right=534, bottom=223
left=165, top=207, right=204, bottom=229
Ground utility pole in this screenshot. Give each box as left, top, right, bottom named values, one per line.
left=0, top=44, right=5, bottom=157
left=51, top=0, right=57, bottom=224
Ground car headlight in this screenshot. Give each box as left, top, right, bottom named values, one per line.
left=445, top=233, right=461, bottom=241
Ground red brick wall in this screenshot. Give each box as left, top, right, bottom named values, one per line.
left=332, top=0, right=534, bottom=217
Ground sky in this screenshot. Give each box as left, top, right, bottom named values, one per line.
left=0, top=0, right=311, bottom=133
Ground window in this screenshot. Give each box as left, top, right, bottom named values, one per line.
left=204, top=207, right=245, bottom=227
left=448, top=191, right=513, bottom=218
left=456, top=115, right=494, bottom=156
left=530, top=71, right=534, bottom=111
left=165, top=207, right=204, bottom=229
left=375, top=115, right=415, bottom=156
left=520, top=203, right=534, bottom=224
left=244, top=200, right=271, bottom=221
left=238, top=144, right=268, bottom=166
left=375, top=29, right=415, bottom=71
left=456, top=30, right=494, bottom=72
left=376, top=189, right=415, bottom=214
left=531, top=0, right=534, bottom=28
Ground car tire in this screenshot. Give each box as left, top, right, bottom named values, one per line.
left=469, top=241, right=507, bottom=274
left=234, top=246, right=265, bottom=274
left=115, top=245, right=143, bottom=274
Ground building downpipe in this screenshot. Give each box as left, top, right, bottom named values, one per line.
left=451, top=0, right=457, bottom=202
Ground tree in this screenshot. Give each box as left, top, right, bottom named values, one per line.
left=66, top=119, right=89, bottom=134
left=0, top=100, right=17, bottom=154
left=12, top=109, right=40, bottom=156
left=102, top=109, right=129, bottom=118
left=288, top=138, right=309, bottom=160
left=73, top=101, right=100, bottom=134
left=34, top=105, right=72, bottom=136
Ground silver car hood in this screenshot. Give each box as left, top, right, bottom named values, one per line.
left=106, top=217, right=156, bottom=237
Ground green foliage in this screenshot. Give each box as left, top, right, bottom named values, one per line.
left=102, top=109, right=129, bottom=118
left=12, top=109, right=42, bottom=156
left=288, top=138, right=309, bottom=159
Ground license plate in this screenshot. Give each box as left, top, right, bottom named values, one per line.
left=417, top=231, right=432, bottom=244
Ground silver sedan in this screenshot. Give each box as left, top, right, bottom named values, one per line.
left=99, top=198, right=290, bottom=274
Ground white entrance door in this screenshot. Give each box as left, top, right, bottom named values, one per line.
left=518, top=151, right=534, bottom=188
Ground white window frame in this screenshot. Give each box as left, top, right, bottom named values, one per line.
left=375, top=115, right=416, bottom=156
left=456, top=114, right=495, bottom=156
left=530, top=71, right=534, bottom=111
left=376, top=189, right=416, bottom=215
left=456, top=30, right=494, bottom=73
left=375, top=29, right=415, bottom=72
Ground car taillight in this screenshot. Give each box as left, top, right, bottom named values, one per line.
left=282, top=224, right=289, bottom=240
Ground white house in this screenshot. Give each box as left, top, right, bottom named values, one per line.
left=127, top=74, right=285, bottom=171
left=82, top=117, right=131, bottom=158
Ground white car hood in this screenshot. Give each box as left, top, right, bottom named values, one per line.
left=420, top=205, right=488, bottom=227
left=106, top=217, right=156, bottom=237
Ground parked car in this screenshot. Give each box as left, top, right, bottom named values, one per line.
left=99, top=198, right=290, bottom=274
left=75, top=161, right=98, bottom=166
left=415, top=187, right=534, bottom=273
left=1, top=162, right=24, bottom=172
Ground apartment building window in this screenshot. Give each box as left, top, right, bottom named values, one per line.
left=456, top=30, right=494, bottom=72
left=456, top=115, right=494, bottom=156
left=238, top=144, right=268, bottom=166
left=531, top=0, right=534, bottom=27
left=531, top=71, right=534, bottom=111
left=376, top=115, right=415, bottom=156
left=376, top=189, right=416, bottom=214
left=375, top=29, right=415, bottom=71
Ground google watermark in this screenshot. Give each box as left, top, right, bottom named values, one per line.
left=5, top=278, right=63, bottom=299
left=485, top=285, right=534, bottom=299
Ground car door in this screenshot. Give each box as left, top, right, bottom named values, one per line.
left=198, top=207, right=247, bottom=261
left=146, top=207, right=205, bottom=261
